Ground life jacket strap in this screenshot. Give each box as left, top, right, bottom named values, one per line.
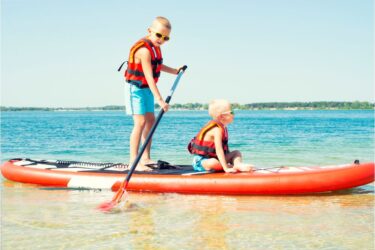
left=118, top=61, right=128, bottom=72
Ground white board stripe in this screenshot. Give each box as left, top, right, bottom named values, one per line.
left=14, top=160, right=34, bottom=166
left=23, top=164, right=57, bottom=169
left=278, top=167, right=305, bottom=173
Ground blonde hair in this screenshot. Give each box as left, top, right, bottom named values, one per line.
left=208, top=99, right=231, bottom=119
left=153, top=16, right=172, bottom=30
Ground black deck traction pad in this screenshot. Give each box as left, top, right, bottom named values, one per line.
left=13, top=158, right=197, bottom=175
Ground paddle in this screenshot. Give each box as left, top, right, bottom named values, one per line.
left=98, top=65, right=188, bottom=212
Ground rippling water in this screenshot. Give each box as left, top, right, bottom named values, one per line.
left=1, top=110, right=374, bottom=249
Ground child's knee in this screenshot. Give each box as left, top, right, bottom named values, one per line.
left=145, top=116, right=155, bottom=124
left=232, top=150, right=242, bottom=157
left=133, top=118, right=146, bottom=128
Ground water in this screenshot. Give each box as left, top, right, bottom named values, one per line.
left=1, top=110, right=374, bottom=249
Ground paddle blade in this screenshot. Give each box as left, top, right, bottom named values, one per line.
left=97, top=201, right=117, bottom=212
left=97, top=183, right=128, bottom=213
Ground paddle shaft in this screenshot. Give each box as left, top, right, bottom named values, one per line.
left=123, top=66, right=187, bottom=188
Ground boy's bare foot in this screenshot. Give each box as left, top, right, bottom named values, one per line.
left=234, top=164, right=256, bottom=172
left=136, top=164, right=154, bottom=172
left=224, top=168, right=237, bottom=173
left=128, top=162, right=153, bottom=172
left=141, top=159, right=158, bottom=166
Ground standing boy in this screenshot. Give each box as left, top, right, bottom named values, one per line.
left=124, top=16, right=183, bottom=169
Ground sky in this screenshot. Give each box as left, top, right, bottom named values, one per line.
left=1, top=0, right=373, bottom=107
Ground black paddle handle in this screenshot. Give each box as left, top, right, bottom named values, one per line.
left=124, top=66, right=187, bottom=185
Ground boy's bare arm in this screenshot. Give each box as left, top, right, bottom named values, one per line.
left=161, top=64, right=179, bottom=75
left=213, top=128, right=233, bottom=172
left=137, top=48, right=168, bottom=110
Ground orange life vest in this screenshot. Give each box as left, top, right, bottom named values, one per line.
left=188, top=120, right=229, bottom=158
left=124, top=38, right=163, bottom=87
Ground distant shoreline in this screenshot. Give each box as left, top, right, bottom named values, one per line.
left=1, top=101, right=374, bottom=111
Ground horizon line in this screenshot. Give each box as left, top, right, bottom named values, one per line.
left=1, top=101, right=374, bottom=109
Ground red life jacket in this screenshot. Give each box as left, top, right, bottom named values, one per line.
left=188, top=120, right=229, bottom=158
left=124, top=38, right=163, bottom=87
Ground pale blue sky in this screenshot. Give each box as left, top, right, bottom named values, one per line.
left=1, top=0, right=373, bottom=107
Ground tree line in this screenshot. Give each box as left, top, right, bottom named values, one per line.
left=1, top=101, right=374, bottom=111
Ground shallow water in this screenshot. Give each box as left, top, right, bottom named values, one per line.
left=1, top=110, right=374, bottom=249
left=2, top=182, right=374, bottom=250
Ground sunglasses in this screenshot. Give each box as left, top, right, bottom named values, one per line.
left=153, top=31, right=170, bottom=41
left=221, top=110, right=235, bottom=115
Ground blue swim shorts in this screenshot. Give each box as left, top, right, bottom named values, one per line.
left=125, top=83, right=155, bottom=115
left=192, top=155, right=209, bottom=172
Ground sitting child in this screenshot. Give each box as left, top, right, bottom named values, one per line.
left=188, top=99, right=255, bottom=173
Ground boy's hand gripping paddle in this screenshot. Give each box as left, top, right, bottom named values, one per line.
left=98, top=65, right=188, bottom=212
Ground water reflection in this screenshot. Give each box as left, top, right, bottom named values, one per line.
left=1, top=183, right=374, bottom=250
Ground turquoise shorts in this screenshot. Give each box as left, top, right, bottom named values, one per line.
left=192, top=155, right=209, bottom=172
left=125, top=83, right=154, bottom=115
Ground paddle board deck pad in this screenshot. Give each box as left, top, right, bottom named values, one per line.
left=1, top=158, right=374, bottom=195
